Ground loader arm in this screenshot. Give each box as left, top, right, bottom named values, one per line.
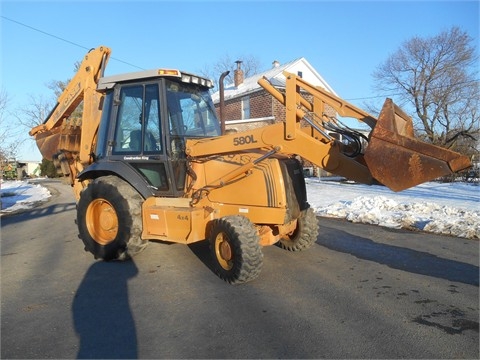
left=29, top=46, right=111, bottom=195
left=186, top=71, right=471, bottom=192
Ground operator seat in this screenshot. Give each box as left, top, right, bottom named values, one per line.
left=144, top=131, right=157, bottom=151
left=129, top=130, right=142, bottom=151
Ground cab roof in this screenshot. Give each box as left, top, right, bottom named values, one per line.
left=97, top=69, right=214, bottom=90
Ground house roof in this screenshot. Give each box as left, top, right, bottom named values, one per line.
left=211, top=57, right=338, bottom=102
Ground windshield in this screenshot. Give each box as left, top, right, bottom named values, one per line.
left=166, top=80, right=221, bottom=138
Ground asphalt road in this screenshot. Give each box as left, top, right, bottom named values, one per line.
left=1, top=179, right=478, bottom=359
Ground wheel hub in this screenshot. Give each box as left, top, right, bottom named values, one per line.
left=215, top=233, right=233, bottom=270
left=99, top=207, right=116, bottom=231
left=219, top=240, right=232, bottom=261
left=86, top=199, right=119, bottom=245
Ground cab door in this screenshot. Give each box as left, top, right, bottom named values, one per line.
left=110, top=82, right=175, bottom=195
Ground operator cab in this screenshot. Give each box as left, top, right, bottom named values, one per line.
left=95, top=69, right=220, bottom=198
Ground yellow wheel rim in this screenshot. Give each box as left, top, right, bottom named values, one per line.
left=214, top=232, right=233, bottom=270
left=86, top=199, right=118, bottom=245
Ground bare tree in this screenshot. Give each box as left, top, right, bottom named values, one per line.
left=14, top=94, right=54, bottom=129
left=0, top=89, right=11, bottom=161
left=373, top=27, right=479, bottom=155
left=0, top=89, right=9, bottom=142
left=15, top=61, right=81, bottom=133
left=199, top=53, right=262, bottom=90
left=9, top=78, right=67, bottom=164
left=0, top=89, right=23, bottom=162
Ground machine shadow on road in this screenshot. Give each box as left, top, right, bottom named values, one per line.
left=187, top=240, right=215, bottom=274
left=316, top=227, right=479, bottom=287
left=72, top=260, right=139, bottom=359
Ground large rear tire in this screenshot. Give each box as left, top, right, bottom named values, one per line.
left=277, top=207, right=318, bottom=251
left=77, top=176, right=147, bottom=261
left=208, top=216, right=263, bottom=284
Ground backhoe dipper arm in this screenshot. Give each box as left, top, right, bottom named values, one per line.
left=28, top=46, right=111, bottom=200
left=29, top=46, right=111, bottom=164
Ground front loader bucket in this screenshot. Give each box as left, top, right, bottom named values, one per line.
left=364, top=99, right=471, bottom=192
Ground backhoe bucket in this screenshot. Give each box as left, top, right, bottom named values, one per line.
left=30, top=124, right=81, bottom=161
left=33, top=128, right=61, bottom=160
left=364, top=99, right=471, bottom=192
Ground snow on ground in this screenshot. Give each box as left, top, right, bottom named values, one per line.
left=0, top=179, right=51, bottom=215
left=1, top=178, right=479, bottom=239
left=306, top=177, right=479, bottom=239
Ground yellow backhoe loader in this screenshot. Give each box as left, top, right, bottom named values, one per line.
left=30, top=46, right=471, bottom=284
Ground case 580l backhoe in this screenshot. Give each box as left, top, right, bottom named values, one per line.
left=30, top=46, right=471, bottom=284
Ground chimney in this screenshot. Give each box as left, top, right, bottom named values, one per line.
left=234, top=60, right=244, bottom=87
left=272, top=60, right=280, bottom=68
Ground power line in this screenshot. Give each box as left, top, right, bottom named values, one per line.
left=1, top=15, right=145, bottom=70
left=3, top=15, right=478, bottom=100
left=2, top=16, right=90, bottom=50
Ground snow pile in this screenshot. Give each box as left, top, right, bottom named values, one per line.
left=306, top=178, right=479, bottom=239
left=0, top=180, right=51, bottom=214
left=316, top=195, right=479, bottom=239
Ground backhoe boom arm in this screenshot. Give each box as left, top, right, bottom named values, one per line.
left=28, top=46, right=111, bottom=196
left=29, top=46, right=111, bottom=143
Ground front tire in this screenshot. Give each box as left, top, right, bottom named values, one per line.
left=208, top=216, right=263, bottom=284
left=77, top=176, right=147, bottom=261
left=277, top=207, right=318, bottom=251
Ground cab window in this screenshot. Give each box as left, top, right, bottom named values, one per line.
left=113, top=84, right=162, bottom=154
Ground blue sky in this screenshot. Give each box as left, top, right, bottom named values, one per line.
left=1, top=0, right=479, bottom=161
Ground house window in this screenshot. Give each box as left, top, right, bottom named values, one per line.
left=241, top=96, right=250, bottom=120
